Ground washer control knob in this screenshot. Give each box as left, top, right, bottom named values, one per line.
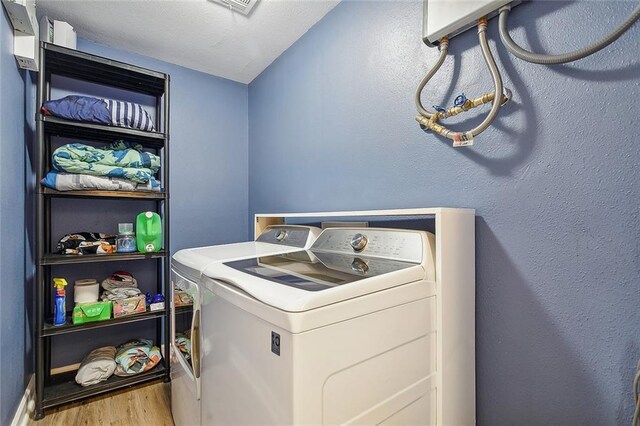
left=350, top=233, right=368, bottom=251
left=275, top=230, right=288, bottom=242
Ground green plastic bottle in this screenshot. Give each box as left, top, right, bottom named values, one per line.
left=136, top=211, right=162, bottom=253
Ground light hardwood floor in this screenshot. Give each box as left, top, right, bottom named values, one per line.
left=29, top=381, right=174, bottom=426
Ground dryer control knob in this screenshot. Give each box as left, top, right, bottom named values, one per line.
left=275, top=230, right=288, bottom=242
left=350, top=233, right=368, bottom=251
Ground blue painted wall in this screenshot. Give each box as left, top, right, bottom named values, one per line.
left=0, top=8, right=26, bottom=425
left=249, top=1, right=640, bottom=423
left=75, top=39, right=249, bottom=252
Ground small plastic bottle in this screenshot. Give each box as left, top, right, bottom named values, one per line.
left=116, top=223, right=137, bottom=253
left=53, top=278, right=68, bottom=326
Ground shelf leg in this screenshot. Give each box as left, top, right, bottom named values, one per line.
left=34, top=408, right=45, bottom=421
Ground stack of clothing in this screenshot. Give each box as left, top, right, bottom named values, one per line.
left=42, top=95, right=156, bottom=132
left=41, top=141, right=162, bottom=193
left=114, top=338, right=162, bottom=376
left=74, top=338, right=163, bottom=385
left=101, top=271, right=141, bottom=301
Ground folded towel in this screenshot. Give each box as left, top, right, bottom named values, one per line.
left=75, top=346, right=117, bottom=386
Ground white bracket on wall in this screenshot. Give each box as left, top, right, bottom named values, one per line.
left=423, top=0, right=521, bottom=47
left=1, top=0, right=39, bottom=70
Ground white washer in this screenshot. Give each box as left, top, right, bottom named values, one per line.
left=170, top=225, right=321, bottom=426
left=199, top=227, right=468, bottom=425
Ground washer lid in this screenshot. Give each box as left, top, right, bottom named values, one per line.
left=171, top=225, right=321, bottom=282
left=205, top=250, right=426, bottom=312
left=172, top=241, right=299, bottom=282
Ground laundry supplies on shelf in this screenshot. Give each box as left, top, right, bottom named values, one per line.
left=41, top=95, right=156, bottom=131
left=146, top=293, right=165, bottom=312
left=116, top=223, right=137, bottom=253
left=72, top=301, right=112, bottom=325
left=101, top=271, right=146, bottom=317
left=74, top=279, right=99, bottom=304
left=56, top=232, right=117, bottom=255
left=75, top=346, right=117, bottom=387
left=114, top=338, right=162, bottom=377
left=52, top=278, right=68, bottom=326
left=136, top=212, right=162, bottom=253
left=113, top=295, right=146, bottom=317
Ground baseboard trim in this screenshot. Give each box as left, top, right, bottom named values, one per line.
left=10, top=374, right=34, bottom=426
left=50, top=362, right=81, bottom=375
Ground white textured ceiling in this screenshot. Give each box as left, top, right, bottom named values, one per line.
left=35, top=0, right=341, bottom=83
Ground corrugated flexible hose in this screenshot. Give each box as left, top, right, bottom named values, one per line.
left=415, top=38, right=449, bottom=119
left=498, top=3, right=640, bottom=65
left=415, top=20, right=504, bottom=141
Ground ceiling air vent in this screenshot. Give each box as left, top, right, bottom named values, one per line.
left=209, top=0, right=259, bottom=16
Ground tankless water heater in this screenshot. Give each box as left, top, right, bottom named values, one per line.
left=423, top=0, right=521, bottom=46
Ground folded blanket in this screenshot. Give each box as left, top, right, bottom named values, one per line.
left=41, top=171, right=161, bottom=192
left=52, top=142, right=160, bottom=184
left=42, top=95, right=155, bottom=132
left=114, top=338, right=162, bottom=377
left=57, top=232, right=117, bottom=255
left=75, top=346, right=117, bottom=386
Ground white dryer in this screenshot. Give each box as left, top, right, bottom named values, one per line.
left=170, top=225, right=321, bottom=426
left=199, top=227, right=470, bottom=425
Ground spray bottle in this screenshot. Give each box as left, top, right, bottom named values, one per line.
left=53, top=278, right=68, bottom=326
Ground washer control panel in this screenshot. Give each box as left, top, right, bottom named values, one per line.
left=311, top=228, right=425, bottom=263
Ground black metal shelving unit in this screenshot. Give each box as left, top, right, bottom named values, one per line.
left=34, top=42, right=171, bottom=419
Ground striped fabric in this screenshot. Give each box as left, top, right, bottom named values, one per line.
left=106, top=99, right=155, bottom=132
